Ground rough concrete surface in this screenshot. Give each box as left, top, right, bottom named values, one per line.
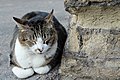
left=0, top=0, right=69, bottom=80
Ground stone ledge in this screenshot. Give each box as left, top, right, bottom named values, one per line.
left=64, top=0, right=120, bottom=13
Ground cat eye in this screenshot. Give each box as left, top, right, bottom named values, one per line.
left=32, top=40, right=36, bottom=44
left=46, top=40, right=49, bottom=44
left=26, top=40, right=36, bottom=44
left=44, top=40, right=50, bottom=44
left=22, top=38, right=28, bottom=41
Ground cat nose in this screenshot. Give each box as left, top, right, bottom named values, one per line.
left=38, top=49, right=42, bottom=52
left=35, top=48, right=43, bottom=53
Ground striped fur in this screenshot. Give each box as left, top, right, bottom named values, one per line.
left=10, top=10, right=67, bottom=78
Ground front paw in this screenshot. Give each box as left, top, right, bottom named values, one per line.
left=33, top=65, right=50, bottom=74
left=12, top=67, right=34, bottom=78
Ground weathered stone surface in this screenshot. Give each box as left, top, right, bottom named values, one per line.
left=60, top=52, right=120, bottom=80
left=77, top=7, right=120, bottom=29
left=64, top=0, right=120, bottom=14
left=63, top=19, right=120, bottom=79
left=66, top=6, right=120, bottom=52
left=77, top=27, right=120, bottom=59
left=60, top=0, right=120, bottom=79
left=67, top=15, right=80, bottom=52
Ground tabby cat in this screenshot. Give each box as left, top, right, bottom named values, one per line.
left=10, top=9, right=67, bottom=78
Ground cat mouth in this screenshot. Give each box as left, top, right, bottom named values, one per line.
left=35, top=52, right=43, bottom=54
left=39, top=52, right=43, bottom=54
left=32, top=51, right=43, bottom=55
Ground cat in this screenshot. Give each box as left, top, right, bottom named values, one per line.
left=10, top=9, right=67, bottom=78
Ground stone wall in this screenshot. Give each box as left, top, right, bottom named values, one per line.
left=60, top=0, right=120, bottom=79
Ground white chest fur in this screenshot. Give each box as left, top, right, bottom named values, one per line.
left=14, top=38, right=57, bottom=68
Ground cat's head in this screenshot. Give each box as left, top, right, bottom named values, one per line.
left=13, top=10, right=57, bottom=54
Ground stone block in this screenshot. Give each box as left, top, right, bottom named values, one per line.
left=61, top=0, right=120, bottom=79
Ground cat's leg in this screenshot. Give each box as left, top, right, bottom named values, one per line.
left=12, top=66, right=34, bottom=78
left=33, top=65, right=51, bottom=74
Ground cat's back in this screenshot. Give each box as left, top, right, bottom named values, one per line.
left=22, top=11, right=49, bottom=20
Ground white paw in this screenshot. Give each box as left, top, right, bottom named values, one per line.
left=33, top=65, right=50, bottom=74
left=12, top=67, right=34, bottom=78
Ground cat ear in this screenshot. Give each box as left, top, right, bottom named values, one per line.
left=45, top=9, right=54, bottom=23
left=13, top=17, right=27, bottom=25
left=13, top=17, right=28, bottom=29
